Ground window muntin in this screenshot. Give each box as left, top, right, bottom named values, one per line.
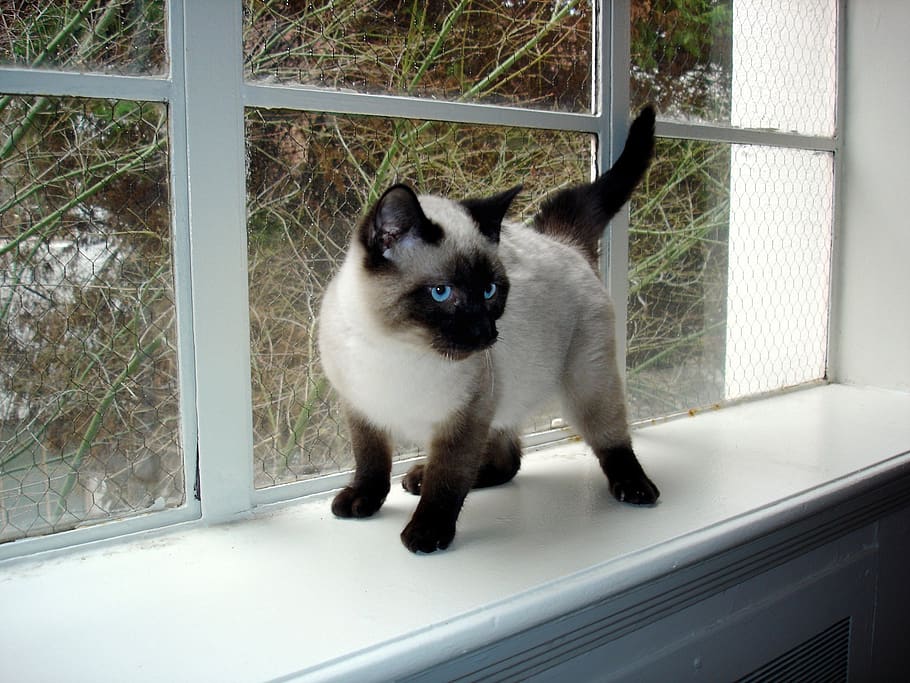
left=0, top=96, right=183, bottom=542
left=246, top=108, right=592, bottom=487
left=243, top=0, right=594, bottom=114
left=0, top=2, right=167, bottom=76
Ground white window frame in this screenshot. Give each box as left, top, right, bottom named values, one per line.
left=0, top=0, right=844, bottom=561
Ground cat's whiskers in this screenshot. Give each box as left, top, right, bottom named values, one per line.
left=483, top=348, right=495, bottom=395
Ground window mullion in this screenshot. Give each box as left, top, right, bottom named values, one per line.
left=602, top=0, right=631, bottom=370
left=165, top=0, right=201, bottom=520
left=180, top=0, right=254, bottom=520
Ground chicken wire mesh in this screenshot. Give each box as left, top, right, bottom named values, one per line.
left=627, top=138, right=834, bottom=421
left=243, top=0, right=594, bottom=113
left=627, top=0, right=837, bottom=420
left=0, top=0, right=167, bottom=76
left=724, top=145, right=833, bottom=400
left=0, top=96, right=183, bottom=543
left=631, top=0, right=837, bottom=136
left=245, top=109, right=593, bottom=487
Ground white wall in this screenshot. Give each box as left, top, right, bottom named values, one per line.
left=831, top=0, right=910, bottom=391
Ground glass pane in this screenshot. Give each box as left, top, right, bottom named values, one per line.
left=0, top=1, right=167, bottom=75
left=1, top=96, right=182, bottom=542
left=627, top=138, right=833, bottom=421
left=243, top=0, right=593, bottom=113
left=627, top=138, right=731, bottom=420
left=631, top=1, right=734, bottom=125
left=631, top=0, right=836, bottom=136
left=246, top=109, right=593, bottom=487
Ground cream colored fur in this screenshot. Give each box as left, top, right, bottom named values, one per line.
left=318, top=194, right=628, bottom=449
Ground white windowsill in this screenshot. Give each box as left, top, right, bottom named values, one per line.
left=1, top=383, right=909, bottom=682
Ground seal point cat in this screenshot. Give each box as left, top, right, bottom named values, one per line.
left=319, top=106, right=659, bottom=553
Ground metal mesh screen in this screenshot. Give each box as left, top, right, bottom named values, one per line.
left=0, top=96, right=183, bottom=543
left=245, top=110, right=592, bottom=487
left=627, top=0, right=837, bottom=421
left=631, top=0, right=837, bottom=136
left=0, top=1, right=167, bottom=75
left=729, top=1, right=837, bottom=136
left=243, top=0, right=593, bottom=113
left=627, top=139, right=833, bottom=421
left=724, top=146, right=833, bottom=400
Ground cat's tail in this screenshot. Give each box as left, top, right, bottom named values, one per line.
left=533, top=105, right=655, bottom=267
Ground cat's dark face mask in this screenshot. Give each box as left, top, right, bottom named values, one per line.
left=409, top=253, right=510, bottom=360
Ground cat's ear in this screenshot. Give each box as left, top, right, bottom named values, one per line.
left=461, top=185, right=522, bottom=244
left=363, top=184, right=443, bottom=265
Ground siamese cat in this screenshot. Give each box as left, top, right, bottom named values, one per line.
left=319, top=106, right=659, bottom=553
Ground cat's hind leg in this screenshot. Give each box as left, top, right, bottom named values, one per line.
left=402, top=428, right=521, bottom=495
left=331, top=407, right=393, bottom=518
left=474, top=428, right=522, bottom=488
left=560, top=318, right=660, bottom=505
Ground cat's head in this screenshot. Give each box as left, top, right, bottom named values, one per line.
left=355, top=183, right=521, bottom=360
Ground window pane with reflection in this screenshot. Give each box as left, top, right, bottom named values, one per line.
left=0, top=2, right=167, bottom=75
left=631, top=0, right=836, bottom=135
left=243, top=0, right=594, bottom=113
left=1, top=96, right=183, bottom=542
left=628, top=138, right=833, bottom=421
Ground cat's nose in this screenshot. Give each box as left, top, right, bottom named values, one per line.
left=469, top=319, right=497, bottom=347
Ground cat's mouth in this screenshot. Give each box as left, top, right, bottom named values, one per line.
left=433, top=336, right=498, bottom=362
left=428, top=317, right=500, bottom=361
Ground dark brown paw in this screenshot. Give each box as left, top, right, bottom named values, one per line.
left=599, top=444, right=660, bottom=506
left=401, top=464, right=425, bottom=495
left=610, top=474, right=660, bottom=505
left=400, top=514, right=456, bottom=553
left=331, top=485, right=387, bottom=518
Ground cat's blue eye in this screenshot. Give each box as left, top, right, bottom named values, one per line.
left=430, top=285, right=452, bottom=303
left=484, top=283, right=497, bottom=300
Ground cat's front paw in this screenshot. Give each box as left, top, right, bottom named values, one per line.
left=400, top=513, right=456, bottom=553
left=610, top=474, right=660, bottom=506
left=331, top=485, right=387, bottom=518
left=599, top=445, right=660, bottom=506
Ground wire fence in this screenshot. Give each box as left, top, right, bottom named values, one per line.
left=626, top=0, right=836, bottom=419
left=243, top=0, right=594, bottom=113
left=0, top=95, right=183, bottom=542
